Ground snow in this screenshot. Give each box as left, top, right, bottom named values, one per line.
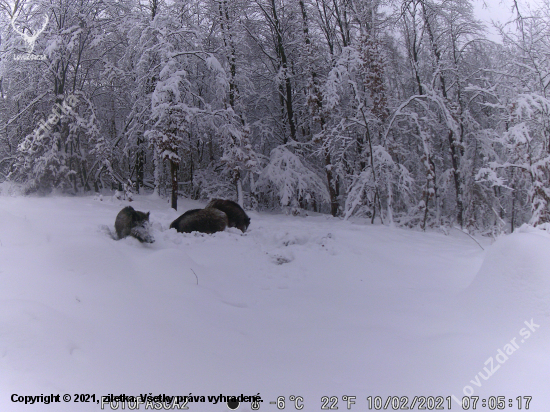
left=0, top=194, right=549, bottom=411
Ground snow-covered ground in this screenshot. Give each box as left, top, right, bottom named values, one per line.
left=0, top=193, right=549, bottom=411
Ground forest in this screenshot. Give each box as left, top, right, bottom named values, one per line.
left=0, top=0, right=549, bottom=233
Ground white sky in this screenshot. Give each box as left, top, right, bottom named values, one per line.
left=473, top=0, right=542, bottom=41
left=474, top=0, right=515, bottom=25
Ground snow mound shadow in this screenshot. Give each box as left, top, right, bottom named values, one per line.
left=461, top=225, right=550, bottom=318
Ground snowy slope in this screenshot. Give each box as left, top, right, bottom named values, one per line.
left=0, top=194, right=549, bottom=411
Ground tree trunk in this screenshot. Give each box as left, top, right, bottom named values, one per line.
left=219, top=0, right=239, bottom=109
left=421, top=0, right=463, bottom=227
left=270, top=0, right=297, bottom=142
left=135, top=136, right=144, bottom=193
left=170, top=159, right=178, bottom=210
left=324, top=150, right=339, bottom=216
left=447, top=130, right=464, bottom=227
left=153, top=145, right=160, bottom=196
left=299, top=2, right=339, bottom=215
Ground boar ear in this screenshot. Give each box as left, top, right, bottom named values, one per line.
left=146, top=212, right=150, bottom=218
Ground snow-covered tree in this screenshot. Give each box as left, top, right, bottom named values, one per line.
left=256, top=145, right=329, bottom=210
left=147, top=56, right=196, bottom=210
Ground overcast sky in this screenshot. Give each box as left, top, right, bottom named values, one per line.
left=473, top=0, right=541, bottom=41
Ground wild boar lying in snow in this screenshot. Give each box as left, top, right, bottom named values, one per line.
left=170, top=208, right=228, bottom=234
left=205, top=199, right=250, bottom=232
